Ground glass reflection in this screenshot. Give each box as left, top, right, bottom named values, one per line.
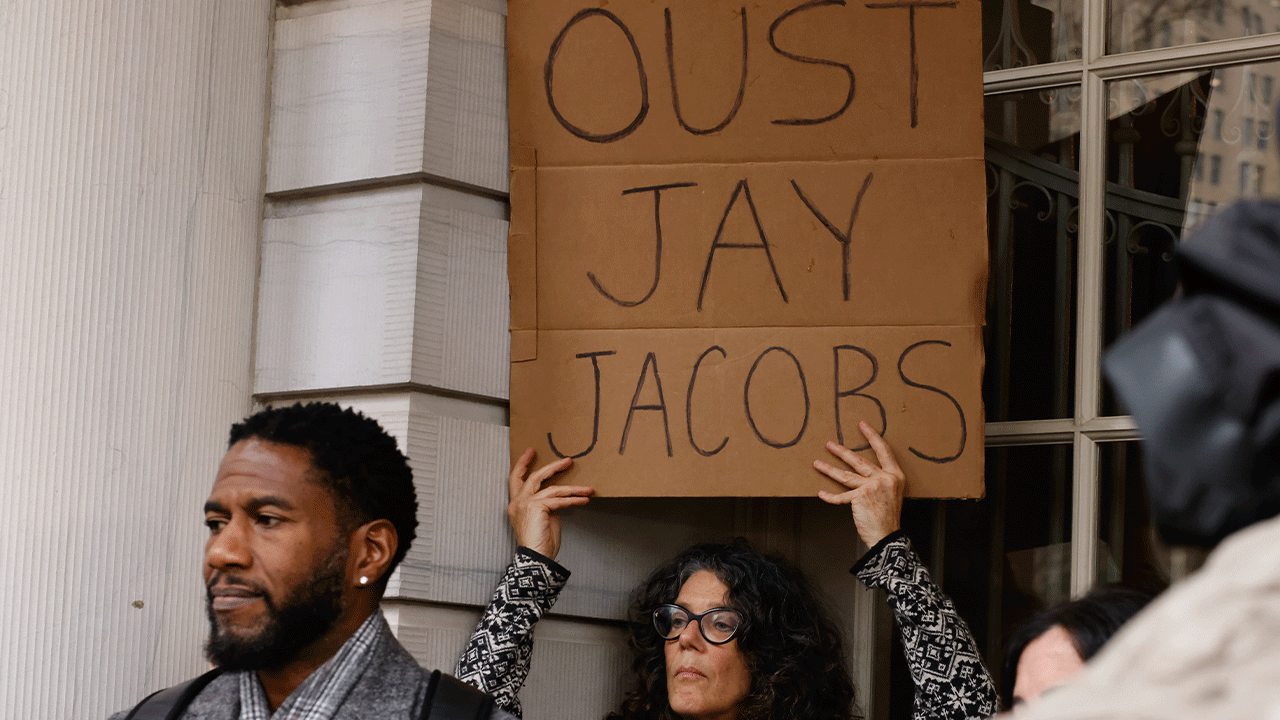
left=1110, top=0, right=1280, bottom=54
left=1102, top=61, right=1279, bottom=412
left=984, top=0, right=1280, bottom=63
left=985, top=89, right=1080, bottom=421
left=1097, top=441, right=1203, bottom=587
left=984, top=0, right=1083, bottom=70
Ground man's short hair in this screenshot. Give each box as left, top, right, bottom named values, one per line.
left=228, top=402, right=418, bottom=575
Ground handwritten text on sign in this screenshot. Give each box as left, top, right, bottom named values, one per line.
left=508, top=0, right=986, bottom=497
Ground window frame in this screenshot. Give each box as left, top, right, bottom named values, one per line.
left=982, top=19, right=1280, bottom=597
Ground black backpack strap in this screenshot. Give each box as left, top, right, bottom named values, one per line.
left=123, top=668, right=224, bottom=720
left=420, top=669, right=495, bottom=720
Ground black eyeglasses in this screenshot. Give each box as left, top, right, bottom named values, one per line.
left=653, top=604, right=743, bottom=645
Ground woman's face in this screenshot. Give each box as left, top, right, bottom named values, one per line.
left=664, top=570, right=751, bottom=720
left=1012, top=625, right=1085, bottom=704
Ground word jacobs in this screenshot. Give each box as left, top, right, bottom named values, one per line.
left=546, top=340, right=967, bottom=463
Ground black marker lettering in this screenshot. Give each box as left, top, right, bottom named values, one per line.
left=864, top=1, right=958, bottom=128
left=620, top=352, right=673, bottom=456
left=897, top=340, right=966, bottom=463
left=833, top=345, right=885, bottom=449
left=545, top=9, right=649, bottom=143
left=768, top=0, right=856, bottom=126
left=792, top=173, right=874, bottom=301
left=665, top=7, right=748, bottom=135
left=744, top=346, right=810, bottom=449
left=548, top=351, right=617, bottom=459
left=686, top=345, right=729, bottom=456
left=588, top=182, right=697, bottom=307
left=697, top=179, right=788, bottom=311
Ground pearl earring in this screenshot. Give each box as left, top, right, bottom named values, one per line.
left=359, top=576, right=369, bottom=586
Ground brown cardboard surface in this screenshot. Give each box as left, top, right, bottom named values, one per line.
left=509, top=326, right=983, bottom=497
left=512, top=159, right=987, bottom=332
left=508, top=0, right=983, bottom=166
left=508, top=0, right=986, bottom=497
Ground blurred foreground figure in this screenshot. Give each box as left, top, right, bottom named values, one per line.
left=1010, top=199, right=1280, bottom=718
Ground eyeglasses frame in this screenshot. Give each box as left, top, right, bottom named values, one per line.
left=652, top=603, right=744, bottom=645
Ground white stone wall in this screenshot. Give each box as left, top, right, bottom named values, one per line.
left=259, top=2, right=886, bottom=719
left=0, top=2, right=272, bottom=717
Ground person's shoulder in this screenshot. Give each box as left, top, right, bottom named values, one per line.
left=182, top=672, right=240, bottom=718
left=339, top=634, right=435, bottom=715
left=376, top=632, right=437, bottom=684
left=106, top=671, right=239, bottom=720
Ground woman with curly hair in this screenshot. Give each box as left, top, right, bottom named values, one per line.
left=611, top=540, right=857, bottom=720
left=455, top=423, right=997, bottom=720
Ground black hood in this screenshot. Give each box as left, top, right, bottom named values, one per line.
left=1102, top=199, right=1280, bottom=547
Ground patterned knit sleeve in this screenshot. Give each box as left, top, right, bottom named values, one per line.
left=455, top=547, right=570, bottom=718
left=853, top=531, right=999, bottom=720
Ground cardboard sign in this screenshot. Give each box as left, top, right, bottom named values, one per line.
left=508, top=0, right=986, bottom=497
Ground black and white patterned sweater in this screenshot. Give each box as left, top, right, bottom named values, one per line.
left=455, top=533, right=998, bottom=720
left=454, top=547, right=570, bottom=718
left=853, top=531, right=1000, bottom=720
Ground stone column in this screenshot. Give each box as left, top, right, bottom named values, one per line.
left=0, top=2, right=271, bottom=716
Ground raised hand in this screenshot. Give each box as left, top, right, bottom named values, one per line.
left=813, top=422, right=906, bottom=547
left=507, top=448, right=594, bottom=560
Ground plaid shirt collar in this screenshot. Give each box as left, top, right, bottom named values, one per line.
left=237, top=611, right=388, bottom=720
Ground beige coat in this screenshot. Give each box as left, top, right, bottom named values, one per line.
left=1011, top=514, right=1280, bottom=720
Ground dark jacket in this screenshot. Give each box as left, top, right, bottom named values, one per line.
left=108, top=621, right=514, bottom=720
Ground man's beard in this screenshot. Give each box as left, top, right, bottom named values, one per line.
left=204, top=545, right=348, bottom=671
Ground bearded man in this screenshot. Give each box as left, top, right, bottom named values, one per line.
left=109, top=402, right=511, bottom=720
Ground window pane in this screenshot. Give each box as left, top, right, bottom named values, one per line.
left=1097, top=441, right=1206, bottom=588
left=900, top=445, right=1073, bottom=696
left=1103, top=63, right=1279, bottom=413
left=1109, top=0, right=1280, bottom=54
left=985, top=89, right=1079, bottom=421
left=984, top=0, right=1083, bottom=70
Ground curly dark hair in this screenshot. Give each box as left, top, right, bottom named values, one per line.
left=227, top=402, right=418, bottom=576
left=609, top=539, right=859, bottom=720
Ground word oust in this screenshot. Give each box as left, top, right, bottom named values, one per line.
left=546, top=340, right=966, bottom=463
left=544, top=0, right=959, bottom=143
